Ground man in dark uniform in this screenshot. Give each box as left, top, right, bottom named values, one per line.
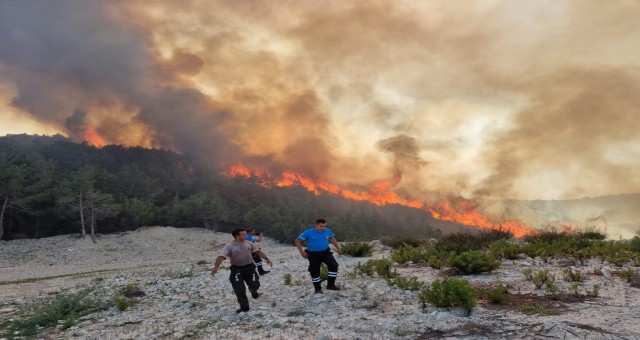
left=294, top=218, right=343, bottom=294
left=211, top=228, right=273, bottom=313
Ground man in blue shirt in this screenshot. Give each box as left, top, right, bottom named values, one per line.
left=295, top=218, right=343, bottom=294
left=246, top=227, right=269, bottom=275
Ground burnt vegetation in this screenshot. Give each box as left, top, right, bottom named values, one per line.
left=0, top=134, right=449, bottom=242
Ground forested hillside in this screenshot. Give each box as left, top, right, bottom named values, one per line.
left=0, top=134, right=453, bottom=242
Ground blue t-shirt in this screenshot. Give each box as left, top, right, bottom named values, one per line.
left=297, top=227, right=335, bottom=251
left=246, top=234, right=255, bottom=242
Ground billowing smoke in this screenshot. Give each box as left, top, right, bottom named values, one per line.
left=2, top=1, right=640, bottom=235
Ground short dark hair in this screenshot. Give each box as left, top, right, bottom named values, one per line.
left=316, top=218, right=326, bottom=224
left=246, top=227, right=255, bottom=233
left=232, top=228, right=246, bottom=237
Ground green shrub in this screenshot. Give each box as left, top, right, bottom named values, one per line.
left=588, top=284, right=601, bottom=297
left=373, top=258, right=396, bottom=278
left=389, top=276, right=423, bottom=291
left=476, top=286, right=509, bottom=304
left=419, top=277, right=476, bottom=313
left=115, top=296, right=131, bottom=311
left=391, top=246, right=431, bottom=264
left=545, top=281, right=561, bottom=299
left=448, top=250, right=500, bottom=275
left=577, top=228, right=607, bottom=240
left=629, top=237, right=640, bottom=253
left=522, top=268, right=553, bottom=289
left=342, top=241, right=374, bottom=257
left=489, top=239, right=521, bottom=260
left=355, top=260, right=375, bottom=277
left=427, top=249, right=453, bottom=269
left=523, top=226, right=570, bottom=243
left=355, top=259, right=396, bottom=279
left=568, top=283, right=580, bottom=296
left=617, top=268, right=637, bottom=282
left=521, top=303, right=559, bottom=315
left=4, top=288, right=98, bottom=337
left=435, top=229, right=512, bottom=255
left=570, top=249, right=592, bottom=266
left=382, top=237, right=428, bottom=249
left=283, top=273, right=292, bottom=285
left=563, top=268, right=584, bottom=282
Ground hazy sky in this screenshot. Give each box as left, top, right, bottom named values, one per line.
left=1, top=0, right=639, bottom=202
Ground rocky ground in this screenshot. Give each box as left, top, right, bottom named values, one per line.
left=1, top=227, right=639, bottom=339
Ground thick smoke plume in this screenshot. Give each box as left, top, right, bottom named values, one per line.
left=1, top=1, right=640, bottom=236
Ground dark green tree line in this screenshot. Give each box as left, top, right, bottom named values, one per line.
left=0, top=134, right=449, bottom=242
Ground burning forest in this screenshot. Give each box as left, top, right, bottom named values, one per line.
left=2, top=1, right=640, bottom=238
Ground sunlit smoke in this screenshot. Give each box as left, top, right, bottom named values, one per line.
left=1, top=1, right=640, bottom=237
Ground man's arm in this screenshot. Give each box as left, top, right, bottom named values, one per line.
left=329, top=237, right=343, bottom=256
left=210, top=255, right=226, bottom=276
left=254, top=249, right=273, bottom=267
left=294, top=238, right=308, bottom=258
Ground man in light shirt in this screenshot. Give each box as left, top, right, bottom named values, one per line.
left=211, top=228, right=273, bottom=313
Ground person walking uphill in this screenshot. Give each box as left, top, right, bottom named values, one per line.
left=211, top=228, right=273, bottom=313
left=295, top=218, right=343, bottom=294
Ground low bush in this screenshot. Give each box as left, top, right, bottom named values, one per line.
left=616, top=268, right=637, bottom=282
left=391, top=246, right=431, bottom=264
left=355, top=259, right=396, bottom=279
left=568, top=283, right=580, bottom=296
left=115, top=296, right=131, bottom=311
left=427, top=249, right=454, bottom=269
left=489, top=239, right=522, bottom=260
left=342, top=241, right=374, bottom=257
left=3, top=288, right=99, bottom=337
left=435, top=229, right=512, bottom=255
left=522, top=268, right=553, bottom=289
left=283, top=273, right=292, bottom=285
left=563, top=268, right=584, bottom=282
left=388, top=275, right=423, bottom=291
left=419, top=277, right=476, bottom=313
left=382, top=237, right=429, bottom=249
left=588, top=284, right=601, bottom=297
left=521, top=303, right=560, bottom=316
left=577, top=227, right=607, bottom=240
left=629, top=237, right=640, bottom=253
left=476, top=285, right=509, bottom=304
left=448, top=250, right=500, bottom=275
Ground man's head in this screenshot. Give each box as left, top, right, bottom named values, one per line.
left=231, top=228, right=247, bottom=241
left=246, top=227, right=255, bottom=234
left=315, top=218, right=327, bottom=230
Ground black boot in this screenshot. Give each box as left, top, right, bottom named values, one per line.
left=313, top=282, right=323, bottom=294
left=327, top=277, right=340, bottom=290
left=258, top=268, right=270, bottom=275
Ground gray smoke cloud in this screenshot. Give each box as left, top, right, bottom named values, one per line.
left=0, top=0, right=238, bottom=162
left=1, top=0, right=639, bottom=218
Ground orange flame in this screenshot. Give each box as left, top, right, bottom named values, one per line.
left=222, top=164, right=533, bottom=237
left=82, top=125, right=107, bottom=147
left=428, top=197, right=533, bottom=237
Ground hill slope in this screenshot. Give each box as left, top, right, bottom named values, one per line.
left=2, top=227, right=639, bottom=339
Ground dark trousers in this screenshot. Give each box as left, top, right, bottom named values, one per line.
left=306, top=249, right=339, bottom=289
left=252, top=253, right=266, bottom=273
left=229, top=264, right=260, bottom=309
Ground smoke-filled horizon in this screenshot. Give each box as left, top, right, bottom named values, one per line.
left=1, top=1, right=640, bottom=204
